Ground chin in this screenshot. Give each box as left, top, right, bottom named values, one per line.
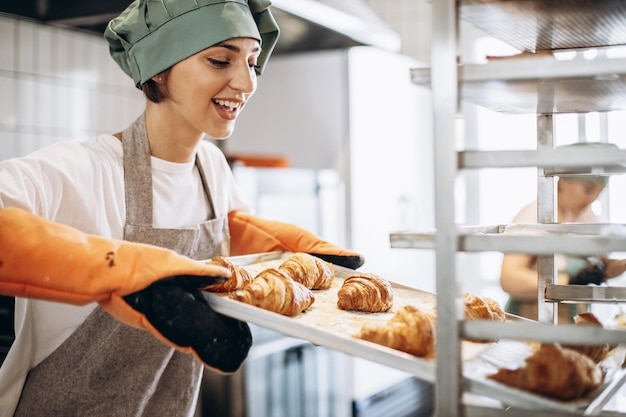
left=206, top=129, right=235, bottom=140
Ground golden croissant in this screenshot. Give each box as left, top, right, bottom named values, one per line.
left=488, top=343, right=603, bottom=400
left=203, top=256, right=253, bottom=292
left=337, top=273, right=394, bottom=312
left=464, top=293, right=506, bottom=321
left=356, top=305, right=436, bottom=357
left=278, top=252, right=334, bottom=290
left=562, top=312, right=610, bottom=363
left=232, top=268, right=315, bottom=317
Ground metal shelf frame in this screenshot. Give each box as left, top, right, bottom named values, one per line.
left=420, top=0, right=626, bottom=415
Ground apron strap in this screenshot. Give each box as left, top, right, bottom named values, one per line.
left=122, top=113, right=154, bottom=227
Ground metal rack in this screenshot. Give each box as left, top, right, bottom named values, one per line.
left=400, top=0, right=626, bottom=415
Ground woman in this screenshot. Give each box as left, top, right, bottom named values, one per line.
left=0, top=1, right=362, bottom=416
left=500, top=174, right=626, bottom=323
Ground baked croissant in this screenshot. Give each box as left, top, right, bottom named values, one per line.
left=278, top=252, right=334, bottom=290
left=337, top=273, right=393, bottom=312
left=203, top=256, right=253, bottom=292
left=356, top=305, right=436, bottom=357
left=231, top=268, right=315, bottom=317
left=464, top=293, right=506, bottom=321
left=562, top=312, right=610, bottom=363
left=488, top=343, right=603, bottom=400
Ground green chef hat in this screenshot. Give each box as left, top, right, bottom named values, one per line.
left=556, top=142, right=615, bottom=184
left=104, top=0, right=280, bottom=89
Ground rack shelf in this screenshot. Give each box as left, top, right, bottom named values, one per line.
left=459, top=0, right=626, bottom=52
left=391, top=223, right=626, bottom=253
left=411, top=55, right=626, bottom=114
left=460, top=148, right=626, bottom=172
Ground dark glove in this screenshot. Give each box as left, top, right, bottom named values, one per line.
left=569, top=263, right=607, bottom=286
left=123, top=275, right=252, bottom=373
left=228, top=210, right=365, bottom=270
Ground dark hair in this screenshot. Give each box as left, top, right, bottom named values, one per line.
left=141, top=70, right=171, bottom=103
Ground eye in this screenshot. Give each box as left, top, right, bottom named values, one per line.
left=208, top=58, right=229, bottom=68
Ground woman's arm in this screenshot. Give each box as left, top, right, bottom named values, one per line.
left=500, top=253, right=569, bottom=300
left=600, top=257, right=626, bottom=279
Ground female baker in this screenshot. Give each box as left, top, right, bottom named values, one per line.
left=0, top=1, right=363, bottom=416
left=500, top=164, right=626, bottom=323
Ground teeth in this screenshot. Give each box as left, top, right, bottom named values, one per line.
left=214, top=99, right=240, bottom=110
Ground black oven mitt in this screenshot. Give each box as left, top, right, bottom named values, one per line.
left=123, top=276, right=252, bottom=373
left=569, top=263, right=607, bottom=286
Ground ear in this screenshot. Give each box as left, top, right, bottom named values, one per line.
left=152, top=74, right=165, bottom=84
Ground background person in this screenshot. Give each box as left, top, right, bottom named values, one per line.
left=500, top=173, right=626, bottom=323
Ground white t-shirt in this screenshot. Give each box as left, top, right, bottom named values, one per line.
left=0, top=134, right=251, bottom=416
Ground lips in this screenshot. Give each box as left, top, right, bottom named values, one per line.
left=212, top=98, right=242, bottom=121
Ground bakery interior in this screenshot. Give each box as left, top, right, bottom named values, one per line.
left=2, top=0, right=626, bottom=416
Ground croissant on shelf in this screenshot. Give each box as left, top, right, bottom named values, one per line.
left=231, top=268, right=315, bottom=317
left=202, top=256, right=253, bottom=292
left=356, top=305, right=436, bottom=357
left=562, top=312, right=610, bottom=363
left=464, top=293, right=506, bottom=322
left=337, top=272, right=394, bottom=312
left=488, top=343, right=603, bottom=401
left=278, top=252, right=334, bottom=290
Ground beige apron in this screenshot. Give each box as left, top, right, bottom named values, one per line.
left=14, top=114, right=229, bottom=417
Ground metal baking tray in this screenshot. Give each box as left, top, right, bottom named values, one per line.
left=203, top=251, right=443, bottom=382
left=202, top=251, right=626, bottom=411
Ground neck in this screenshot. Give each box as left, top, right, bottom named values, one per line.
left=558, top=207, right=583, bottom=223
left=144, top=104, right=203, bottom=163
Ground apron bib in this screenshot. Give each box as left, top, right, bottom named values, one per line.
left=15, top=114, right=229, bottom=417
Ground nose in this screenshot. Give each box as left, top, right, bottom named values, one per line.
left=230, top=62, right=257, bottom=95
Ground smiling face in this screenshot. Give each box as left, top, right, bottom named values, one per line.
left=156, top=37, right=261, bottom=140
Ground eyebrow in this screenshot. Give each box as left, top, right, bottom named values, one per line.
left=215, top=42, right=261, bottom=54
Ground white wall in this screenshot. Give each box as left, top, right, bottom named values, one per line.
left=362, top=0, right=432, bottom=63
left=0, top=15, right=145, bottom=161
left=226, top=47, right=436, bottom=291
left=226, top=50, right=350, bottom=170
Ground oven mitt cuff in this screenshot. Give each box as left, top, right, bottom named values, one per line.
left=228, top=210, right=365, bottom=270
left=0, top=207, right=231, bottom=304
left=0, top=207, right=250, bottom=373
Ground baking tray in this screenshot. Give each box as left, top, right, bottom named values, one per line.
left=202, top=251, right=626, bottom=411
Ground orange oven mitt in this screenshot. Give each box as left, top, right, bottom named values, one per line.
left=0, top=207, right=251, bottom=373
left=228, top=210, right=365, bottom=270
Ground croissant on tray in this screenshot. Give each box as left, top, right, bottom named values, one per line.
left=278, top=252, right=334, bottom=290
left=356, top=305, right=436, bottom=357
left=202, top=256, right=253, bottom=292
left=231, top=268, right=315, bottom=317
left=562, top=312, right=610, bottom=363
left=464, top=293, right=506, bottom=322
left=488, top=343, right=603, bottom=401
left=337, top=273, right=394, bottom=312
